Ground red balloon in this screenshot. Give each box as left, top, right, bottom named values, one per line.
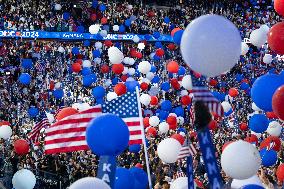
left=209, top=79, right=218, bottom=87
left=266, top=111, right=278, bottom=119
left=239, top=122, right=248, bottom=131
left=114, top=83, right=127, bottom=96
left=244, top=134, right=258, bottom=145
left=49, top=80, right=55, bottom=90
left=171, top=28, right=181, bottom=37
left=135, top=163, right=143, bottom=169
left=147, top=127, right=157, bottom=137
left=156, top=48, right=165, bottom=57
left=143, top=117, right=150, bottom=128
left=229, top=88, right=239, bottom=97
left=57, top=107, right=79, bottom=121
left=120, top=75, right=128, bottom=82
left=169, top=124, right=177, bottom=130
left=136, top=52, right=143, bottom=59
left=150, top=96, right=158, bottom=106
left=277, top=164, right=284, bottom=181
left=268, top=22, right=284, bottom=55
left=140, top=82, right=149, bottom=91
left=208, top=120, right=218, bottom=131
left=101, top=64, right=110, bottom=73
left=91, top=14, right=97, bottom=21
left=104, top=40, right=112, bottom=47
left=14, top=139, right=30, bottom=155
left=170, top=78, right=180, bottom=90
left=72, top=63, right=82, bottom=73
left=260, top=136, right=281, bottom=151
left=112, top=64, right=124, bottom=74
left=130, top=49, right=137, bottom=58
left=222, top=141, right=233, bottom=152
left=171, top=134, right=185, bottom=145
left=167, top=116, right=177, bottom=126
left=76, top=59, right=83, bottom=65
left=167, top=43, right=176, bottom=51
left=181, top=95, right=191, bottom=106
left=274, top=0, right=284, bottom=16
left=147, top=11, right=155, bottom=17
left=167, top=61, right=179, bottom=73
left=0, top=121, right=10, bottom=126
left=272, top=85, right=284, bottom=120
left=101, top=17, right=108, bottom=24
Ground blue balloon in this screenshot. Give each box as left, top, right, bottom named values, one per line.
left=161, top=100, right=172, bottom=111
left=92, top=86, right=105, bottom=99
left=72, top=47, right=79, bottom=55
left=63, top=12, right=70, bottom=20
left=178, top=66, right=186, bottom=75
left=112, top=77, right=119, bottom=85
left=164, top=16, right=170, bottom=24
left=158, top=110, right=169, bottom=121
left=53, top=89, right=64, bottom=99
left=155, top=42, right=163, bottom=48
left=241, top=185, right=264, bottom=189
left=19, top=73, right=31, bottom=85
left=249, top=114, right=269, bottom=133
left=240, top=82, right=250, bottom=90
left=92, top=0, right=98, bottom=8
left=93, top=50, right=101, bottom=58
left=251, top=74, right=284, bottom=111
left=114, top=168, right=135, bottom=189
left=161, top=82, right=170, bottom=92
left=259, top=149, right=277, bottom=167
left=153, top=31, right=160, bottom=39
left=77, top=25, right=85, bottom=33
left=129, top=144, right=141, bottom=153
left=83, top=74, right=97, bottom=87
left=99, top=4, right=106, bottom=11
left=119, top=25, right=125, bottom=33
left=150, top=65, right=157, bottom=72
left=103, top=25, right=110, bottom=31
left=81, top=67, right=92, bottom=76
left=151, top=76, right=160, bottom=84
left=125, top=19, right=131, bottom=27
left=28, top=107, right=39, bottom=118
left=174, top=106, right=184, bottom=117
left=21, top=59, right=33, bottom=69
left=173, top=30, right=184, bottom=45
left=125, top=80, right=139, bottom=92
left=153, top=55, right=160, bottom=61
left=178, top=127, right=187, bottom=134
left=129, top=167, right=148, bottom=189
left=86, top=114, right=130, bottom=156
left=83, top=40, right=90, bottom=47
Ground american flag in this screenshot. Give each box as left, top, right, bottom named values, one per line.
left=44, top=92, right=143, bottom=154
left=178, top=137, right=197, bottom=159
left=174, top=169, right=187, bottom=179
left=28, top=112, right=50, bottom=144
left=35, top=59, right=46, bottom=72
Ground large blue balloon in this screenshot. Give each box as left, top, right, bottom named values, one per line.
left=241, top=184, right=265, bottom=189
left=92, top=86, right=105, bottom=99
left=161, top=82, right=170, bottom=92
left=161, top=100, right=172, bottom=111
left=259, top=149, right=277, bottom=167
left=129, top=144, right=141, bottom=153
left=28, top=107, right=39, bottom=118
left=114, top=168, right=135, bottom=189
left=251, top=74, right=284, bottom=111
left=173, top=30, right=184, bottom=45
left=174, top=106, right=184, bottom=117
left=19, top=73, right=31, bottom=85
left=86, top=114, right=130, bottom=156
left=129, top=167, right=148, bottom=189
left=249, top=114, right=269, bottom=133
left=83, top=74, right=97, bottom=87
left=53, top=89, right=64, bottom=99
left=158, top=110, right=169, bottom=121
left=21, top=59, right=33, bottom=69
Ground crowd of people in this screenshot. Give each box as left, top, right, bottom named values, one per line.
left=0, top=0, right=283, bottom=189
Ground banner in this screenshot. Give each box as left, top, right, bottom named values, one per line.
left=0, top=30, right=173, bottom=42
left=186, top=155, right=195, bottom=189
left=97, top=155, right=117, bottom=188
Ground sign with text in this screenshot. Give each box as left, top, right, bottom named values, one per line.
left=97, top=155, right=117, bottom=188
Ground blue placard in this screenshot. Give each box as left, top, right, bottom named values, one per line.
left=186, top=155, right=195, bottom=189
left=97, top=155, right=117, bottom=188
left=197, top=127, right=223, bottom=189
left=0, top=30, right=173, bottom=42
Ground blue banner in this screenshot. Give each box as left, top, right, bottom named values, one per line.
left=97, top=155, right=117, bottom=188
left=197, top=127, right=223, bottom=189
left=186, top=155, right=195, bottom=189
left=0, top=30, right=173, bottom=42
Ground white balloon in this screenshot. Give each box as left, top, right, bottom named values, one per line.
left=108, top=47, right=124, bottom=64
left=138, top=61, right=151, bottom=74
left=107, top=92, right=118, bottom=101
left=89, top=24, right=101, bottom=34
left=69, top=177, right=110, bottom=189
left=113, top=25, right=119, bottom=32
left=260, top=24, right=270, bottom=34
left=231, top=175, right=263, bottom=189
left=95, top=42, right=103, bottom=49
left=122, top=67, right=129, bottom=75
left=12, top=169, right=36, bottom=189
left=146, top=72, right=154, bottom=80
left=263, top=54, right=272, bottom=64
left=57, top=46, right=65, bottom=53
left=94, top=58, right=101, bottom=64
left=170, top=177, right=196, bottom=189
left=140, top=93, right=151, bottom=106
left=180, top=90, right=188, bottom=97
left=241, top=42, right=249, bottom=55
left=221, top=101, right=232, bottom=113
left=181, top=15, right=241, bottom=77
left=123, top=57, right=130, bottom=64
left=100, top=30, right=108, bottom=37
left=252, top=102, right=262, bottom=111
left=177, top=117, right=184, bottom=125
left=181, top=75, right=193, bottom=90
left=221, top=140, right=261, bottom=180
left=149, top=116, right=160, bottom=127
left=157, top=138, right=182, bottom=163
left=133, top=35, right=140, bottom=43
left=267, top=121, right=282, bottom=136
left=148, top=86, right=159, bottom=96
left=105, top=79, right=112, bottom=87
left=128, top=68, right=135, bottom=75
left=250, top=29, right=267, bottom=48
left=82, top=60, right=92, bottom=68
left=138, top=43, right=145, bottom=50
left=0, top=125, right=12, bottom=140
left=128, top=58, right=135, bottom=65
left=159, top=122, right=169, bottom=134
left=55, top=82, right=61, bottom=89
left=54, top=4, right=62, bottom=10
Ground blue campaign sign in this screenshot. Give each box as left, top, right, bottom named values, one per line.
left=0, top=30, right=173, bottom=42
left=186, top=155, right=195, bottom=189
left=197, top=127, right=223, bottom=189
left=97, top=155, right=117, bottom=188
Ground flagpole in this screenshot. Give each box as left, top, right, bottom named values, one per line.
left=135, top=86, right=153, bottom=189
